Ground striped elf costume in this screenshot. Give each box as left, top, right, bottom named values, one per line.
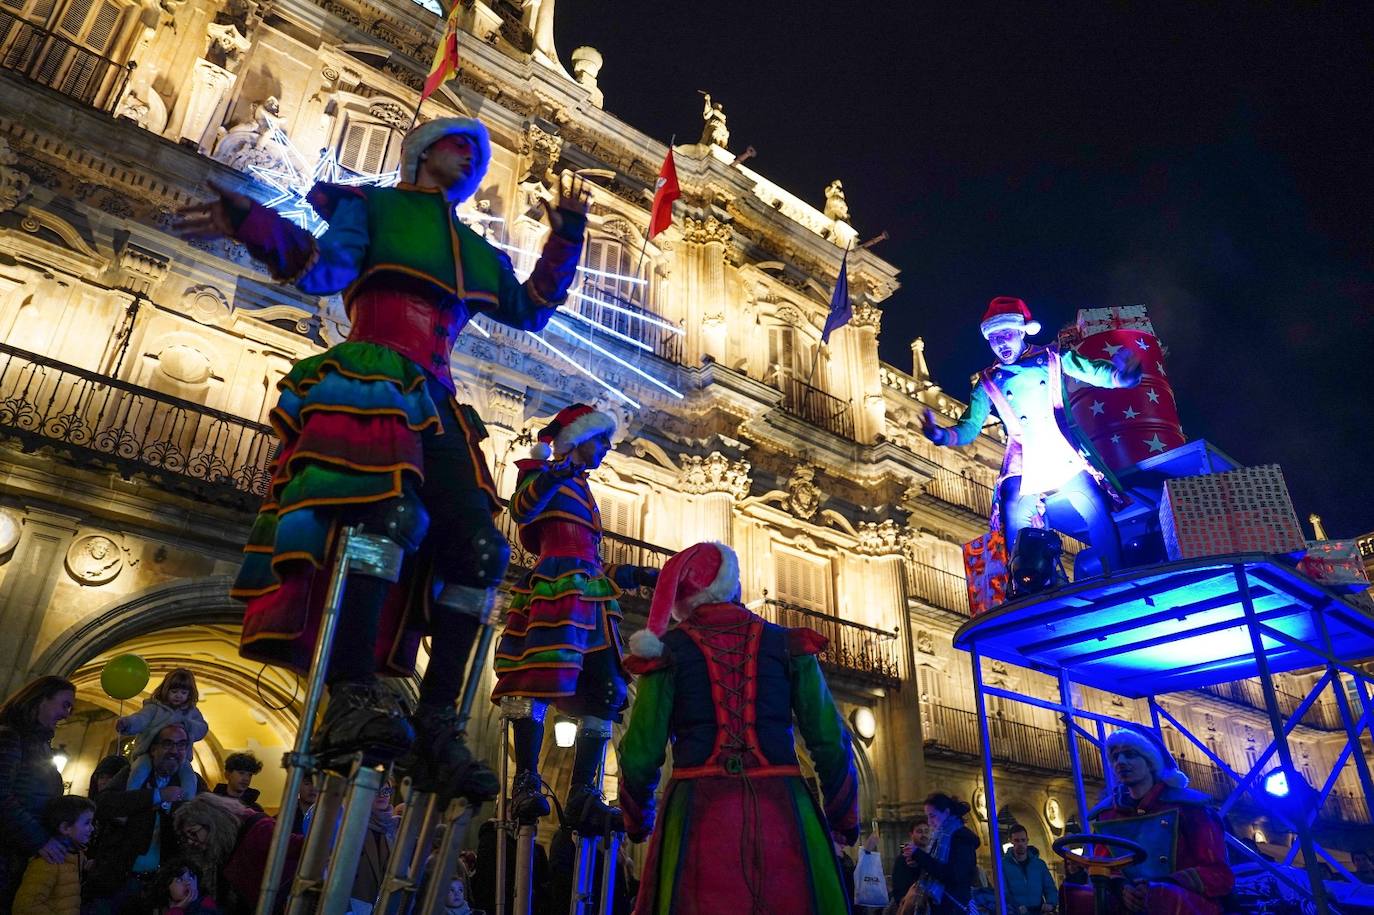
left=490, top=404, right=658, bottom=831
left=617, top=542, right=860, bottom=915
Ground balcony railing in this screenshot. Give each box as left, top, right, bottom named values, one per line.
left=922, top=703, right=1105, bottom=780
left=1198, top=680, right=1345, bottom=731
left=760, top=598, right=900, bottom=690
left=493, top=506, right=676, bottom=581
left=1177, top=757, right=1371, bottom=824
left=921, top=465, right=995, bottom=518
left=775, top=375, right=855, bottom=440
left=0, top=343, right=275, bottom=506
left=905, top=559, right=971, bottom=617
left=578, top=284, right=685, bottom=365
left=0, top=15, right=133, bottom=112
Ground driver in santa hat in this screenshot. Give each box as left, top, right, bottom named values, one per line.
left=616, top=541, right=860, bottom=914
left=923, top=296, right=1141, bottom=575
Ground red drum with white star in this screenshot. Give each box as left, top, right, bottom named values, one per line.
left=1063, top=308, right=1186, bottom=472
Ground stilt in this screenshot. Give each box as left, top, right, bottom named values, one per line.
left=494, top=713, right=513, bottom=915
left=374, top=785, right=441, bottom=914
left=414, top=796, right=474, bottom=914
left=286, top=757, right=388, bottom=915
left=512, top=822, right=537, bottom=915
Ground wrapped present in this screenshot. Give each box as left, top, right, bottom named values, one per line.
left=963, top=529, right=1009, bottom=616
left=1075, top=304, right=1157, bottom=337
left=1292, top=540, right=1371, bottom=592
left=1159, top=464, right=1306, bottom=561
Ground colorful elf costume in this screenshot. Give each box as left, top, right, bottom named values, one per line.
left=618, top=542, right=860, bottom=915
left=225, top=117, right=584, bottom=784
left=927, top=296, right=1139, bottom=572
left=1064, top=729, right=1234, bottom=915
left=489, top=404, right=657, bottom=830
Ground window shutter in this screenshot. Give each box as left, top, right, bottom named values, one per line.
left=598, top=491, right=635, bottom=538
left=339, top=121, right=392, bottom=175
left=775, top=551, right=829, bottom=613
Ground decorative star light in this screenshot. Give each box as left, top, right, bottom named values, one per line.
left=1110, top=434, right=1121, bottom=444
left=252, top=129, right=399, bottom=237
left=1090, top=400, right=1105, bottom=416
left=1135, top=338, right=1150, bottom=351
left=1157, top=362, right=1167, bottom=376
left=1145, top=433, right=1166, bottom=453
left=1123, top=406, right=1139, bottom=420
left=1146, top=388, right=1161, bottom=404
left=1103, top=342, right=1123, bottom=357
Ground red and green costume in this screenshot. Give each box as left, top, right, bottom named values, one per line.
left=490, top=457, right=637, bottom=715
left=227, top=178, right=582, bottom=676
left=619, top=598, right=860, bottom=915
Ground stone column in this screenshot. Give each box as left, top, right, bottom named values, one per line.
left=679, top=217, right=731, bottom=366
left=850, top=300, right=885, bottom=444
left=0, top=508, right=80, bottom=693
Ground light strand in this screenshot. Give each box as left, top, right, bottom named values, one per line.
left=568, top=290, right=684, bottom=334
left=527, top=332, right=640, bottom=408
left=548, top=316, right=684, bottom=399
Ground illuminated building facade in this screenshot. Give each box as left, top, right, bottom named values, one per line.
left=0, top=0, right=1368, bottom=869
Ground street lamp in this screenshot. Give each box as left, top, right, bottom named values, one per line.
left=554, top=718, right=578, bottom=748
left=51, top=745, right=69, bottom=773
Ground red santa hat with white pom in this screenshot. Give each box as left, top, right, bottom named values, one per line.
left=1106, top=726, right=1189, bottom=789
left=627, top=542, right=742, bottom=660
left=980, top=295, right=1042, bottom=339
left=529, top=403, right=617, bottom=460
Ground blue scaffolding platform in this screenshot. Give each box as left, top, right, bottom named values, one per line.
left=954, top=554, right=1374, bottom=914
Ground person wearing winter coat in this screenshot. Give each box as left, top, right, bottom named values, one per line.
left=173, top=792, right=301, bottom=915
left=0, top=675, right=76, bottom=909
left=116, top=668, right=208, bottom=798
left=905, top=793, right=980, bottom=915
left=1002, top=824, right=1058, bottom=913
left=11, top=795, right=94, bottom=915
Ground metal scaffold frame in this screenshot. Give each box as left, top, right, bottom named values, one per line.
left=953, top=554, right=1374, bottom=915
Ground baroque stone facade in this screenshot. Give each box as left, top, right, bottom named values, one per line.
left=0, top=0, right=1368, bottom=872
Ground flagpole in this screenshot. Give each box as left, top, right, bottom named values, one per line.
left=410, top=1, right=462, bottom=132
left=806, top=241, right=851, bottom=387
left=632, top=135, right=674, bottom=296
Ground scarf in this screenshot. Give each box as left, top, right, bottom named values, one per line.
left=917, top=814, right=967, bottom=908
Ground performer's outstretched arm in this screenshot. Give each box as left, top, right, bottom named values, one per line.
left=924, top=382, right=992, bottom=448
left=508, top=464, right=576, bottom=523
left=1061, top=347, right=1142, bottom=388
left=489, top=171, right=591, bottom=331
left=616, top=666, right=674, bottom=841
left=789, top=635, right=860, bottom=843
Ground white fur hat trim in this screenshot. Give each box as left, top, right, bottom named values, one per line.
left=628, top=628, right=663, bottom=659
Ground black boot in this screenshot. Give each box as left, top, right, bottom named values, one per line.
left=509, top=714, right=550, bottom=822
left=565, top=726, right=622, bottom=835
left=312, top=678, right=414, bottom=770
left=396, top=703, right=499, bottom=802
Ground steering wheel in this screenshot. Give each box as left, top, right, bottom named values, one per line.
left=1052, top=833, right=1148, bottom=872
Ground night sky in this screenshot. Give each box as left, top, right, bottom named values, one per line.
left=555, top=2, right=1374, bottom=537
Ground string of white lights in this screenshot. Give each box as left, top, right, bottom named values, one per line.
left=560, top=307, right=653, bottom=352
left=567, top=290, right=684, bottom=334
left=547, top=316, right=684, bottom=399
left=487, top=240, right=649, bottom=286
left=527, top=331, right=641, bottom=408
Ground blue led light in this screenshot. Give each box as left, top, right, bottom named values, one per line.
left=1262, top=770, right=1290, bottom=798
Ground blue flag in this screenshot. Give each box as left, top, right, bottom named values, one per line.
left=821, top=247, right=851, bottom=344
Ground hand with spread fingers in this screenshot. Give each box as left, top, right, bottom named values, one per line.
left=542, top=169, right=592, bottom=235
left=172, top=178, right=253, bottom=241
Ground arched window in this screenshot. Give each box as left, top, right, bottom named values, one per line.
left=573, top=234, right=646, bottom=339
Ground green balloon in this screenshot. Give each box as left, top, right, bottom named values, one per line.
left=100, top=654, right=150, bottom=701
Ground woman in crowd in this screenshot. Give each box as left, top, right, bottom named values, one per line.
left=0, top=675, right=76, bottom=908
left=904, top=793, right=980, bottom=915
left=174, top=792, right=300, bottom=915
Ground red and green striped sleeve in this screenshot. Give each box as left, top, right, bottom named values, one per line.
left=616, top=667, right=675, bottom=840
left=508, top=466, right=566, bottom=523
left=789, top=652, right=860, bottom=842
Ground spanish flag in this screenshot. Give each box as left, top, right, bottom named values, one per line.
left=422, top=4, right=461, bottom=101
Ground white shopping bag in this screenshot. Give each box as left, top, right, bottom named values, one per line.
left=854, top=848, right=889, bottom=907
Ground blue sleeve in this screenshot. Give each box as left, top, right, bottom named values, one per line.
left=295, top=197, right=370, bottom=295
left=948, top=380, right=993, bottom=446
left=1061, top=347, right=1124, bottom=388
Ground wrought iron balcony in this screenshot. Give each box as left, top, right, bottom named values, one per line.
left=0, top=15, right=133, bottom=112
left=920, top=465, right=995, bottom=519
left=0, top=343, right=275, bottom=507
left=905, top=558, right=972, bottom=618
left=1198, top=680, right=1345, bottom=731
left=775, top=375, right=856, bottom=440
left=760, top=598, right=900, bottom=690
left=922, top=702, right=1104, bottom=779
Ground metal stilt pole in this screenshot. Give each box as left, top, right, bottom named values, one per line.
left=415, top=796, right=474, bottom=914
left=494, top=714, right=513, bottom=915
left=256, top=525, right=362, bottom=915
left=595, top=830, right=621, bottom=915
left=319, top=762, right=388, bottom=915
left=568, top=834, right=601, bottom=915
left=287, top=770, right=348, bottom=915
left=512, top=822, right=537, bottom=915
left=374, top=786, right=441, bottom=914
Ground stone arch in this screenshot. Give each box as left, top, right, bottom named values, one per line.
left=997, top=799, right=1051, bottom=857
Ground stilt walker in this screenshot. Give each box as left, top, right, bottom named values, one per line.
left=175, top=118, right=591, bottom=912
left=618, top=542, right=861, bottom=915
left=487, top=405, right=657, bottom=911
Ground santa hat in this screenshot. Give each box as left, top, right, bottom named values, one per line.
left=980, top=296, right=1042, bottom=339
left=529, top=404, right=617, bottom=460
left=627, top=542, right=741, bottom=659
left=1106, top=727, right=1189, bottom=789
left=399, top=117, right=492, bottom=199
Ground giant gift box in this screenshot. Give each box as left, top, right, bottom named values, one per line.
left=1159, top=464, right=1305, bottom=561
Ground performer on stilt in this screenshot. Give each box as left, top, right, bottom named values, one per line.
left=923, top=296, right=1141, bottom=575
left=617, top=542, right=861, bottom=914
left=175, top=118, right=590, bottom=795
left=489, top=405, right=657, bottom=832
left=1062, top=728, right=1234, bottom=915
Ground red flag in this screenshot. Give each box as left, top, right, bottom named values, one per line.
left=648, top=148, right=679, bottom=238
left=422, top=7, right=460, bottom=101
